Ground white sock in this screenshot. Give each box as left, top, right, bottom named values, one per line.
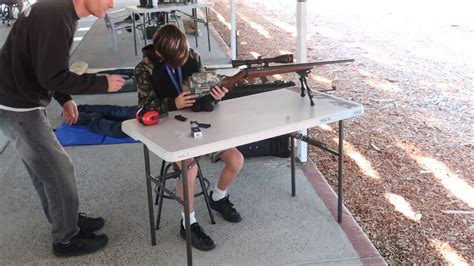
left=181, top=211, right=197, bottom=228
left=212, top=185, right=227, bottom=201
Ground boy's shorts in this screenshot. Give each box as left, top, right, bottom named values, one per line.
left=209, top=150, right=224, bottom=163
left=173, top=150, right=225, bottom=170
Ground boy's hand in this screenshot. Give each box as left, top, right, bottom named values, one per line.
left=175, top=91, right=197, bottom=109
left=210, top=86, right=228, bottom=101
left=106, top=74, right=125, bottom=92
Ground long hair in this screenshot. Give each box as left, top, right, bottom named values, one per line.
left=153, top=24, right=189, bottom=68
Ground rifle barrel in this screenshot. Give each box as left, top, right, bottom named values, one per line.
left=245, top=59, right=354, bottom=78
left=250, top=59, right=354, bottom=71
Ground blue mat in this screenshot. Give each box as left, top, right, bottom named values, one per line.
left=55, top=123, right=138, bottom=146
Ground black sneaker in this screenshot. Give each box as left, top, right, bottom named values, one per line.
left=209, top=191, right=242, bottom=223
left=75, top=112, right=103, bottom=126
left=78, top=213, right=105, bottom=233
left=53, top=231, right=108, bottom=257
left=179, top=220, right=216, bottom=251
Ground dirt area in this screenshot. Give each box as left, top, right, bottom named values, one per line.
left=208, top=0, right=473, bottom=264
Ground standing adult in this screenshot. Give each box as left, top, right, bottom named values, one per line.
left=0, top=0, right=125, bottom=257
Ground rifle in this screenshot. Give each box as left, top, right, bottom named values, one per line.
left=189, top=58, right=354, bottom=106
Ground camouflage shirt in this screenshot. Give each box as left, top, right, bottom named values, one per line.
left=134, top=47, right=203, bottom=113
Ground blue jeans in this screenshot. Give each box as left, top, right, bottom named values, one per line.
left=77, top=104, right=139, bottom=138
left=0, top=109, right=80, bottom=244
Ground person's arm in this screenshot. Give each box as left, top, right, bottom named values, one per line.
left=53, top=92, right=73, bottom=106
left=135, top=60, right=177, bottom=113
left=52, top=92, right=79, bottom=124
left=29, top=14, right=109, bottom=95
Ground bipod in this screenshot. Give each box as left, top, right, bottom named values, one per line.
left=297, top=70, right=315, bottom=106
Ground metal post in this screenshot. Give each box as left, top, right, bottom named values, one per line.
left=143, top=145, right=156, bottom=245
left=337, top=121, right=344, bottom=223
left=206, top=7, right=211, bottom=51
left=132, top=12, right=137, bottom=56
left=230, top=0, right=237, bottom=60
left=192, top=8, right=198, bottom=47
left=296, top=0, right=308, bottom=162
left=142, top=12, right=147, bottom=46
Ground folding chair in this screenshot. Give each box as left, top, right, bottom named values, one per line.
left=154, top=160, right=215, bottom=230
left=104, top=9, right=145, bottom=52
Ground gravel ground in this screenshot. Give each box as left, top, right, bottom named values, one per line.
left=208, top=0, right=473, bottom=264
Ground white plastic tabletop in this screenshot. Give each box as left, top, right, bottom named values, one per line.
left=125, top=2, right=214, bottom=14
left=122, top=89, right=364, bottom=162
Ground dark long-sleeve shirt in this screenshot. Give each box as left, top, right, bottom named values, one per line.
left=0, top=0, right=108, bottom=108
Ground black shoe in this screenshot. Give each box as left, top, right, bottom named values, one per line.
left=53, top=231, right=108, bottom=257
left=209, top=191, right=242, bottom=223
left=179, top=220, right=215, bottom=251
left=75, top=112, right=103, bottom=126
left=78, top=213, right=105, bottom=233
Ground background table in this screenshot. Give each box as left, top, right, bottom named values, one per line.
left=126, top=2, right=214, bottom=55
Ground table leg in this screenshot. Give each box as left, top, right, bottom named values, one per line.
left=155, top=177, right=167, bottom=230
left=290, top=129, right=344, bottom=223
left=193, top=8, right=198, bottom=47
left=143, top=145, right=157, bottom=245
left=142, top=13, right=147, bottom=46
left=132, top=12, right=137, bottom=56
left=197, top=165, right=216, bottom=224
left=206, top=7, right=211, bottom=51
left=291, top=135, right=296, bottom=197
left=337, top=120, right=344, bottom=223
left=181, top=160, right=193, bottom=266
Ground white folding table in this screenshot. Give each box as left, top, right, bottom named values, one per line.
left=122, top=88, right=364, bottom=265
left=125, top=2, right=214, bottom=56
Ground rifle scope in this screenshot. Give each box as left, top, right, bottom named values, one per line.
left=232, top=54, right=293, bottom=68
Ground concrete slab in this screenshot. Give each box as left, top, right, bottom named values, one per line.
left=0, top=148, right=370, bottom=264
